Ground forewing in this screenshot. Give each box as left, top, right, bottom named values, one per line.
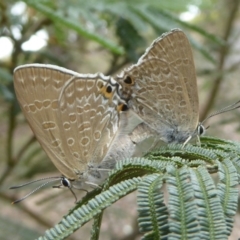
left=117, top=29, right=199, bottom=136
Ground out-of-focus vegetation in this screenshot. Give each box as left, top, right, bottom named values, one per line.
left=0, top=0, right=239, bottom=239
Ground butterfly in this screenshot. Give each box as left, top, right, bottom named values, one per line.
left=12, top=64, right=143, bottom=202
left=117, top=29, right=240, bottom=145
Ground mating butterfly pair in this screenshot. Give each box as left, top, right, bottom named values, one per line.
left=13, top=29, right=238, bottom=201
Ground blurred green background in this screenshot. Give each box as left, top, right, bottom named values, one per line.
left=0, top=0, right=239, bottom=239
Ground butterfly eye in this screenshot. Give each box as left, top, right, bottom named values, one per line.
left=61, top=177, right=71, bottom=188
left=197, top=124, right=205, bottom=136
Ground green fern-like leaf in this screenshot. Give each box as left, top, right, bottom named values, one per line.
left=38, top=177, right=142, bottom=240
left=137, top=174, right=168, bottom=239
left=36, top=137, right=240, bottom=239
left=166, top=166, right=199, bottom=239
left=190, top=167, right=228, bottom=239
left=217, top=159, right=238, bottom=235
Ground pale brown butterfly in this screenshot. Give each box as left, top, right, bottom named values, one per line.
left=12, top=64, right=143, bottom=202
left=117, top=28, right=240, bottom=146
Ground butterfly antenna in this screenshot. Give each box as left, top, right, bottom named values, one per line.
left=11, top=178, right=61, bottom=204
left=10, top=176, right=62, bottom=189
left=202, top=100, right=240, bottom=124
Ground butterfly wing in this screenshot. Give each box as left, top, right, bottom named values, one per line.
left=117, top=29, right=199, bottom=143
left=14, top=64, right=126, bottom=180
left=57, top=71, right=129, bottom=171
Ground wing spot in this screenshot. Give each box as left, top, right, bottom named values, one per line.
left=165, top=104, right=171, bottom=112
left=89, top=109, right=96, bottom=118
left=117, top=103, right=128, bottom=112
left=60, top=151, right=65, bottom=157
left=73, top=152, right=80, bottom=159
left=84, top=103, right=91, bottom=111
left=29, top=104, right=36, bottom=112
left=179, top=100, right=187, bottom=107
left=63, top=122, right=71, bottom=130
left=42, top=121, right=56, bottom=130
left=34, top=100, right=42, bottom=110
left=180, top=114, right=187, bottom=121
left=75, top=81, right=84, bottom=92
left=77, top=106, right=84, bottom=114
left=69, top=113, right=77, bottom=122
left=124, top=76, right=133, bottom=84
left=176, top=59, right=182, bottom=66
left=183, top=59, right=190, bottom=65
left=66, top=95, right=74, bottom=105
left=97, top=105, right=105, bottom=114
left=86, top=80, right=95, bottom=90
left=176, top=86, right=183, bottom=92
left=106, top=85, right=112, bottom=93
left=79, top=122, right=91, bottom=132
left=67, top=138, right=75, bottom=146
left=51, top=139, right=61, bottom=147
left=51, top=100, right=58, bottom=110
left=100, top=85, right=114, bottom=99
left=94, top=131, right=101, bottom=140
left=23, top=105, right=30, bottom=112
left=159, top=82, right=166, bottom=88
left=161, top=65, right=170, bottom=75
left=167, top=83, right=175, bottom=91
left=137, top=88, right=147, bottom=94
left=43, top=100, right=51, bottom=108
left=146, top=86, right=154, bottom=91
left=81, top=137, right=90, bottom=146
left=97, top=81, right=104, bottom=89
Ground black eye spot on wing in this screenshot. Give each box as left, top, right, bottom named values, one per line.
left=106, top=85, right=112, bottom=93
left=121, top=104, right=128, bottom=111
left=124, top=76, right=133, bottom=84
left=117, top=103, right=129, bottom=112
